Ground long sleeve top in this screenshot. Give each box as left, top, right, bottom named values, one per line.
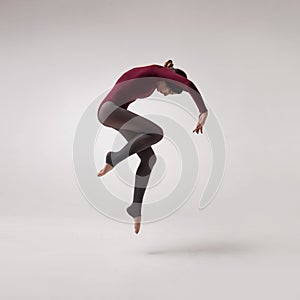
left=98, top=64, right=208, bottom=117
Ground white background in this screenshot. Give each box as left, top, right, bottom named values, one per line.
left=0, top=0, right=299, bottom=299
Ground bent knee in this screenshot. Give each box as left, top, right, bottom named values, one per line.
left=151, top=127, right=164, bottom=143
left=154, top=132, right=163, bottom=143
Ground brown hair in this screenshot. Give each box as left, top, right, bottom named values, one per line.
left=164, top=59, right=174, bottom=69
left=163, top=59, right=187, bottom=94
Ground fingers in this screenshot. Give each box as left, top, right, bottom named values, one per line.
left=193, top=125, right=203, bottom=134
left=192, top=129, right=199, bottom=134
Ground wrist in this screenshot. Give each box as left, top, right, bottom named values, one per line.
left=199, top=110, right=208, bottom=118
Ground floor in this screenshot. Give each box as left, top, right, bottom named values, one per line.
left=1, top=213, right=299, bottom=300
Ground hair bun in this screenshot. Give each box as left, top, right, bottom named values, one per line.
left=164, top=59, right=174, bottom=69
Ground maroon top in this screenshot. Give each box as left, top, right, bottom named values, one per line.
left=98, top=64, right=207, bottom=116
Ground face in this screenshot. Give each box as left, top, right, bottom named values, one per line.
left=156, top=80, right=175, bottom=96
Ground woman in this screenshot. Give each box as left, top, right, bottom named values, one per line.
left=97, top=59, right=208, bottom=234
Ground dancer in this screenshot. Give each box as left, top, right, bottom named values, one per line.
left=97, top=59, right=208, bottom=234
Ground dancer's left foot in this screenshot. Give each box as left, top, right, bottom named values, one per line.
left=134, top=216, right=141, bottom=234
left=126, top=204, right=142, bottom=234
left=97, top=163, right=113, bottom=177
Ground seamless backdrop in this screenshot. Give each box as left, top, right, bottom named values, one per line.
left=0, top=0, right=299, bottom=299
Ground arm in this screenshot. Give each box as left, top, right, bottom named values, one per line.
left=150, top=65, right=208, bottom=116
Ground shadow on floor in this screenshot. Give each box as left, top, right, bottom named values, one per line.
left=146, top=240, right=258, bottom=256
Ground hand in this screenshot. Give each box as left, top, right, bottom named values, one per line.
left=193, top=111, right=208, bottom=134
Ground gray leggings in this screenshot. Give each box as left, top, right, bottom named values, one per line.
left=97, top=101, right=164, bottom=217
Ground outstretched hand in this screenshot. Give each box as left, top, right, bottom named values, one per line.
left=193, top=111, right=208, bottom=135
left=193, top=124, right=203, bottom=134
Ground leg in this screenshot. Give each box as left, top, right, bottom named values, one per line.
left=118, top=129, right=158, bottom=218
left=98, top=102, right=163, bottom=168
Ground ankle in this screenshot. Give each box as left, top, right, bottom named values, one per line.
left=106, top=151, right=114, bottom=167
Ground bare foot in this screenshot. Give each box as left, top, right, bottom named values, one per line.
left=97, top=163, right=113, bottom=177
left=134, top=216, right=142, bottom=234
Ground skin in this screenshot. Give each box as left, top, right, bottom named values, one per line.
left=156, top=80, right=175, bottom=96
left=97, top=163, right=113, bottom=177
left=193, top=112, right=208, bottom=134
left=134, top=216, right=141, bottom=234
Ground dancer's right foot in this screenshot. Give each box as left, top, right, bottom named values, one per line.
left=97, top=151, right=114, bottom=177
left=97, top=163, right=113, bottom=177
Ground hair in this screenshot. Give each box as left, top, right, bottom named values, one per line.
left=163, top=59, right=187, bottom=94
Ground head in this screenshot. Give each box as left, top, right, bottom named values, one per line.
left=156, top=80, right=175, bottom=96
left=156, top=59, right=188, bottom=96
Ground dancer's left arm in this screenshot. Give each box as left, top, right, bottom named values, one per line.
left=150, top=66, right=208, bottom=134
left=192, top=111, right=208, bottom=134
